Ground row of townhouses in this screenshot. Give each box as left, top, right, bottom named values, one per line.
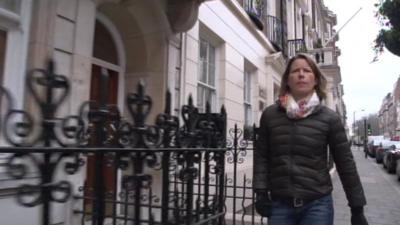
left=0, top=0, right=346, bottom=224
left=377, top=77, right=400, bottom=138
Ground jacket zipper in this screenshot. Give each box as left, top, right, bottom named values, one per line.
left=290, top=120, right=296, bottom=197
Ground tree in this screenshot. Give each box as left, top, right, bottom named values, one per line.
left=374, top=0, right=400, bottom=57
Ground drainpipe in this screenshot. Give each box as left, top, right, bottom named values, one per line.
left=280, top=0, right=284, bottom=54
left=181, top=32, right=187, bottom=111
left=294, top=1, right=297, bottom=40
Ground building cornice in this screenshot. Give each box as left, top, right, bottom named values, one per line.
left=265, top=52, right=286, bottom=74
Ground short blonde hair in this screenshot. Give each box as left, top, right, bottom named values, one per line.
left=279, top=53, right=327, bottom=100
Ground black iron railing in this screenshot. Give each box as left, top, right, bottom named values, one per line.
left=307, top=47, right=339, bottom=65
left=224, top=125, right=264, bottom=225
left=236, top=0, right=264, bottom=30
left=0, top=60, right=269, bottom=225
left=263, top=15, right=287, bottom=52
left=0, top=60, right=238, bottom=225
left=237, top=0, right=263, bottom=17
left=287, top=39, right=306, bottom=58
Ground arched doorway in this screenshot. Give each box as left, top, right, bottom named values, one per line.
left=85, top=15, right=125, bottom=218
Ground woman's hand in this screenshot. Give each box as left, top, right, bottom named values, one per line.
left=351, top=207, right=369, bottom=225
left=254, top=190, right=273, bottom=218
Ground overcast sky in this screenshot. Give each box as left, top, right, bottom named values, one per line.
left=323, top=0, right=400, bottom=126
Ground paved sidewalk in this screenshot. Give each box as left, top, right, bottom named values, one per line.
left=332, top=146, right=400, bottom=225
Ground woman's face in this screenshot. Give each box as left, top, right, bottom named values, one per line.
left=287, top=58, right=317, bottom=100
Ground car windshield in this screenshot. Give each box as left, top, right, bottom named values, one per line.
left=381, top=140, right=398, bottom=148
left=392, top=142, right=400, bottom=149
left=373, top=139, right=386, bottom=146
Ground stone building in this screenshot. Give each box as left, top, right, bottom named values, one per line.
left=0, top=0, right=346, bottom=224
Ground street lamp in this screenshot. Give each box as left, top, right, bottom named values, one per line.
left=364, top=116, right=368, bottom=157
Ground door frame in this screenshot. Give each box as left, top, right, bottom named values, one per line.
left=85, top=12, right=126, bottom=216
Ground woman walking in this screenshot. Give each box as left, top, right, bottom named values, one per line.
left=253, top=53, right=368, bottom=225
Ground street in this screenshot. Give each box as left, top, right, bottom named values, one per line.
left=333, top=146, right=400, bottom=225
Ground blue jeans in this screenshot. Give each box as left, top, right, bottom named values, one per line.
left=267, top=194, right=334, bottom=225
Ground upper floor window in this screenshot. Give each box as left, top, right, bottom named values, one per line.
left=197, top=38, right=216, bottom=113
left=93, top=20, right=119, bottom=65
left=0, top=0, right=21, bottom=14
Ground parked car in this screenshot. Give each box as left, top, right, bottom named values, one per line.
left=383, top=145, right=400, bottom=173
left=368, top=139, right=385, bottom=157
left=375, top=140, right=400, bottom=164
left=396, top=158, right=400, bottom=181
left=368, top=135, right=385, bottom=143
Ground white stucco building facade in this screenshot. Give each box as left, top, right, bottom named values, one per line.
left=0, top=0, right=347, bottom=224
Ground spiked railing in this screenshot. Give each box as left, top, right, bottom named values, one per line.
left=287, top=39, right=307, bottom=58
left=263, top=15, right=287, bottom=52
left=0, top=60, right=267, bottom=225
left=0, top=60, right=228, bottom=225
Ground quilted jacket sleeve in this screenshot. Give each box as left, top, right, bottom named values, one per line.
left=253, top=110, right=269, bottom=191
left=329, top=113, right=367, bottom=207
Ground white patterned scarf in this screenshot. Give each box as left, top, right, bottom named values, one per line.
left=279, top=92, right=320, bottom=119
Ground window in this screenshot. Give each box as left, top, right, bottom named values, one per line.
left=93, top=21, right=118, bottom=65
left=197, top=38, right=216, bottom=113
left=0, top=0, right=21, bottom=14
left=244, top=70, right=252, bottom=126
left=332, top=86, right=337, bottom=98
left=172, top=34, right=182, bottom=117
left=0, top=0, right=31, bottom=153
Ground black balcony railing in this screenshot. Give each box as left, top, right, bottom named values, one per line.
left=0, top=60, right=266, bottom=225
left=314, top=50, right=325, bottom=63
left=237, top=0, right=263, bottom=17
left=237, top=0, right=264, bottom=30
left=264, top=15, right=287, bottom=52
left=287, top=39, right=306, bottom=58
left=308, top=47, right=339, bottom=65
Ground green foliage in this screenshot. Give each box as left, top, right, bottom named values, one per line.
left=374, top=0, right=400, bottom=57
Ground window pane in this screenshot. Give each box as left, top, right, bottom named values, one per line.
left=199, top=40, right=208, bottom=83
left=211, top=90, right=216, bottom=111
left=208, top=45, right=215, bottom=66
left=197, top=86, right=204, bottom=112
left=208, top=45, right=215, bottom=85
left=93, top=20, right=119, bottom=65
left=175, top=69, right=180, bottom=88
left=174, top=89, right=180, bottom=116
left=175, top=45, right=181, bottom=67
left=200, top=60, right=207, bottom=83
left=244, top=71, right=251, bottom=102
left=246, top=83, right=251, bottom=102
left=0, top=0, right=20, bottom=14
left=205, top=88, right=216, bottom=112
left=198, top=39, right=217, bottom=112
left=208, top=64, right=215, bottom=86
left=200, top=40, right=207, bottom=61
left=197, top=85, right=216, bottom=113
left=244, top=71, right=248, bottom=101
left=245, top=104, right=252, bottom=126
left=205, top=88, right=211, bottom=111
